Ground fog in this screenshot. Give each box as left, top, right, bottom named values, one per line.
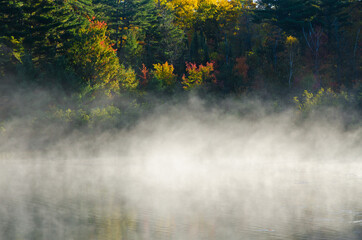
left=0, top=96, right=361, bottom=239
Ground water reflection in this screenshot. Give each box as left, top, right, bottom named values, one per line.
left=0, top=157, right=361, bottom=240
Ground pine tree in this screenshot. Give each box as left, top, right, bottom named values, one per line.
left=190, top=32, right=200, bottom=63
left=54, top=0, right=94, bottom=55
left=317, top=0, right=351, bottom=85
left=0, top=0, right=23, bottom=40
left=318, top=0, right=350, bottom=34
left=95, top=0, right=158, bottom=56
left=0, top=0, right=93, bottom=66
left=0, top=0, right=24, bottom=73
left=156, top=4, right=185, bottom=64
left=255, top=0, right=318, bottom=34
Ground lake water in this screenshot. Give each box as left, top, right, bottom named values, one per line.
left=1, top=156, right=361, bottom=240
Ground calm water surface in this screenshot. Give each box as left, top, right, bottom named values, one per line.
left=1, top=157, right=361, bottom=240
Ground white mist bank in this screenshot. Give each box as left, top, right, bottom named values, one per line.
left=0, top=97, right=361, bottom=239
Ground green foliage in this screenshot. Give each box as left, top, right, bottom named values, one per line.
left=1, top=0, right=89, bottom=64
left=119, top=65, right=138, bottom=91
left=293, top=88, right=351, bottom=112
left=155, top=6, right=186, bottom=64
left=44, top=56, right=84, bottom=92
left=0, top=0, right=25, bottom=74
left=0, top=0, right=361, bottom=105
left=318, top=0, right=350, bottom=31
left=255, top=0, right=318, bottom=34
left=122, top=29, right=144, bottom=67
left=89, top=106, right=122, bottom=128
left=0, top=37, right=24, bottom=75
left=189, top=32, right=200, bottom=63
left=16, top=54, right=37, bottom=84
left=51, top=105, right=122, bottom=129
left=72, top=84, right=99, bottom=104
left=67, top=18, right=120, bottom=93
left=182, top=62, right=215, bottom=90
left=152, top=61, right=177, bottom=89
left=95, top=0, right=160, bottom=64
left=53, top=108, right=76, bottom=123
left=0, top=0, right=24, bottom=46
left=0, top=123, right=5, bottom=135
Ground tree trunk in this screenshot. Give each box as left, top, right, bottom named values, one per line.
left=288, top=51, right=293, bottom=89
left=353, top=28, right=360, bottom=82
left=303, top=24, right=322, bottom=88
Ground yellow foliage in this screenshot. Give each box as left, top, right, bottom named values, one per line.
left=294, top=88, right=350, bottom=112
left=119, top=65, right=138, bottom=91
left=153, top=61, right=177, bottom=87
left=67, top=19, right=121, bottom=95
left=286, top=35, right=298, bottom=46
left=164, top=0, right=242, bottom=30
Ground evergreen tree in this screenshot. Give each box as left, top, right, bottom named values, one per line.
left=0, top=0, right=23, bottom=41
left=0, top=0, right=24, bottom=73
left=318, top=0, right=350, bottom=32
left=317, top=0, right=351, bottom=86
left=94, top=0, right=158, bottom=58
left=20, top=0, right=63, bottom=62
left=0, top=0, right=93, bottom=65
left=155, top=5, right=185, bottom=65
left=190, top=32, right=200, bottom=63
left=122, top=29, right=144, bottom=67
left=255, top=0, right=318, bottom=34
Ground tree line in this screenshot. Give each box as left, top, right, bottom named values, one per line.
left=0, top=0, right=361, bottom=97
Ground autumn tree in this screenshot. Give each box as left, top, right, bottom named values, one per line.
left=95, top=0, right=160, bottom=66
left=285, top=35, right=299, bottom=88
left=67, top=18, right=122, bottom=93
left=152, top=61, right=177, bottom=90
left=182, top=61, right=216, bottom=90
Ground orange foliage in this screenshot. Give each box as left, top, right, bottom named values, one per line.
left=182, top=61, right=216, bottom=90
left=139, top=64, right=149, bottom=86
left=67, top=17, right=121, bottom=92
left=234, top=57, right=249, bottom=80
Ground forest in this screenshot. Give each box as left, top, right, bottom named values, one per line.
left=1, top=2, right=362, bottom=239
left=0, top=0, right=361, bottom=131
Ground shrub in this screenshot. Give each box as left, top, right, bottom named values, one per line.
left=293, top=88, right=351, bottom=112
left=234, top=57, right=249, bottom=80
left=139, top=64, right=150, bottom=87
left=119, top=65, right=138, bottom=91
left=89, top=105, right=121, bottom=128
left=181, top=61, right=216, bottom=90
left=51, top=105, right=122, bottom=129
left=152, top=61, right=177, bottom=89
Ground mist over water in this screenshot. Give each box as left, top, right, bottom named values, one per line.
left=1, top=97, right=362, bottom=239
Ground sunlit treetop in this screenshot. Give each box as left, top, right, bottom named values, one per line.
left=157, top=0, right=249, bottom=30
left=286, top=35, right=298, bottom=46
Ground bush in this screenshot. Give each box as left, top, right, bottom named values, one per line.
left=181, top=62, right=216, bottom=90
left=50, top=105, right=122, bottom=129
left=152, top=61, right=177, bottom=90
left=119, top=65, right=138, bottom=91
left=293, top=88, right=351, bottom=112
